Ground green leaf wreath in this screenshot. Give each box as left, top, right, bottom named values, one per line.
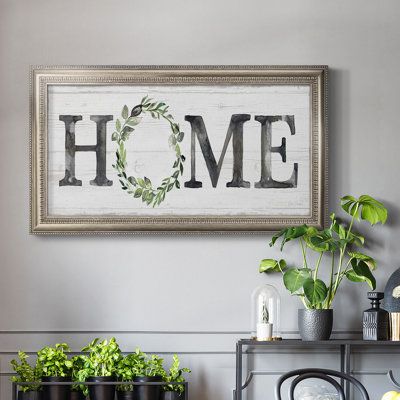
left=112, top=96, right=185, bottom=207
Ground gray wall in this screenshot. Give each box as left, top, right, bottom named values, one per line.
left=1, top=0, right=400, bottom=399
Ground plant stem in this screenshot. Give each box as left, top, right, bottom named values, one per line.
left=326, top=253, right=335, bottom=308
left=300, top=238, right=308, bottom=269
left=277, top=262, right=285, bottom=276
left=335, top=258, right=353, bottom=290
left=331, top=203, right=359, bottom=299
left=333, top=248, right=344, bottom=296
left=300, top=295, right=308, bottom=308
left=314, top=252, right=323, bottom=280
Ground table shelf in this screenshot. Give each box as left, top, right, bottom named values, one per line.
left=234, top=339, right=400, bottom=400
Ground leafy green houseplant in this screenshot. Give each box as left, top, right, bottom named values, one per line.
left=259, top=195, right=387, bottom=340
left=76, top=337, right=122, bottom=400
left=10, top=351, right=41, bottom=399
left=163, top=354, right=191, bottom=400
left=36, top=343, right=72, bottom=400
left=131, top=349, right=166, bottom=400
left=70, top=355, right=86, bottom=399
left=132, top=351, right=165, bottom=378
left=78, top=337, right=122, bottom=378
left=37, top=343, right=72, bottom=377
left=115, top=352, right=142, bottom=397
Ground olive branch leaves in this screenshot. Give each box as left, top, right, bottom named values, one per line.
left=112, top=96, right=185, bottom=207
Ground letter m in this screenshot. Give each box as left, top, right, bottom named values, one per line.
left=184, top=114, right=251, bottom=188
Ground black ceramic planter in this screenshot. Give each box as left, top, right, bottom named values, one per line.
left=298, top=309, right=333, bottom=341
left=70, top=391, right=86, bottom=400
left=117, top=390, right=135, bottom=400
left=42, top=377, right=71, bottom=400
left=18, top=391, right=42, bottom=400
left=134, top=376, right=162, bottom=400
left=87, top=376, right=115, bottom=400
left=162, top=391, right=183, bottom=400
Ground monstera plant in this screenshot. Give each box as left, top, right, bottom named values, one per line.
left=259, top=194, right=387, bottom=340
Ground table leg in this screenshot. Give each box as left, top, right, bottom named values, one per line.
left=236, top=342, right=243, bottom=400
left=340, top=345, right=345, bottom=389
left=344, top=344, right=351, bottom=399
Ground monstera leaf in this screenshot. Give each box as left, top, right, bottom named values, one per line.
left=283, top=268, right=311, bottom=293
left=341, top=195, right=387, bottom=225
left=330, top=212, right=365, bottom=246
left=303, top=278, right=328, bottom=306
left=346, top=259, right=376, bottom=290
left=348, top=251, right=377, bottom=270
left=270, top=225, right=314, bottom=251
left=259, top=259, right=286, bottom=273
left=304, top=229, right=345, bottom=253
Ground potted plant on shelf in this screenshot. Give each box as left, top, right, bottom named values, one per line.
left=132, top=349, right=166, bottom=400
left=10, top=351, right=42, bottom=400
left=162, top=355, right=190, bottom=400
left=115, top=353, right=141, bottom=400
left=259, top=194, right=387, bottom=341
left=76, top=337, right=122, bottom=400
left=36, top=343, right=72, bottom=400
left=70, top=355, right=86, bottom=400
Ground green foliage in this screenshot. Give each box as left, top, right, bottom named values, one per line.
left=70, top=355, right=86, bottom=394
left=259, top=259, right=286, bottom=273
left=112, top=96, right=185, bottom=207
left=303, top=278, right=328, bottom=307
left=115, top=352, right=143, bottom=392
left=130, top=349, right=166, bottom=378
left=12, top=341, right=192, bottom=397
left=115, top=348, right=167, bottom=391
left=260, top=194, right=387, bottom=309
left=36, top=343, right=72, bottom=377
left=341, top=195, right=387, bottom=225
left=283, top=268, right=310, bottom=293
left=76, top=338, right=122, bottom=386
left=10, top=352, right=41, bottom=392
left=270, top=225, right=312, bottom=250
left=164, top=355, right=190, bottom=394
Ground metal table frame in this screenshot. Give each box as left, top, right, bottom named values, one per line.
left=13, top=380, right=188, bottom=400
left=234, top=339, right=400, bottom=400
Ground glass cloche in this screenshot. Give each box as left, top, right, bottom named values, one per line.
left=251, top=284, right=281, bottom=340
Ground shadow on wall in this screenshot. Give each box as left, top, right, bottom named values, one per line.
left=386, top=200, right=400, bottom=268
left=385, top=201, right=400, bottom=228
left=193, top=366, right=224, bottom=400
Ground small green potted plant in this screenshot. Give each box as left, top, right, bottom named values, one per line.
left=132, top=349, right=166, bottom=400
left=10, top=351, right=42, bottom=400
left=70, top=355, right=86, bottom=400
left=77, top=337, right=122, bottom=400
left=260, top=194, right=387, bottom=340
left=162, top=355, right=190, bottom=400
left=115, top=353, right=142, bottom=400
left=36, top=343, right=72, bottom=400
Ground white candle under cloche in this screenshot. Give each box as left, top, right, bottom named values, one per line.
left=256, top=322, right=273, bottom=341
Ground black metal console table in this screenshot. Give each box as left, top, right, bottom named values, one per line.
left=235, top=339, right=400, bottom=400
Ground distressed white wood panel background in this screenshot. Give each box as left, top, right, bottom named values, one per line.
left=47, top=85, right=311, bottom=216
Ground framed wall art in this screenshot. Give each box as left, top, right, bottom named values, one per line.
left=30, top=65, right=328, bottom=233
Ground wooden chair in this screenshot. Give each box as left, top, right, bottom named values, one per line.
left=275, top=368, right=370, bottom=400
